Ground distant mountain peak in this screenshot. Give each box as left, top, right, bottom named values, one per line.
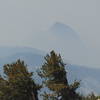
left=51, top=22, right=70, bottom=31
left=52, top=22, right=69, bottom=29
left=49, top=22, right=79, bottom=39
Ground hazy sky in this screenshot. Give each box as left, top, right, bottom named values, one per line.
left=0, top=0, right=99, bottom=67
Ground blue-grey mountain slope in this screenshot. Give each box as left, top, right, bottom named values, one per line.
left=37, top=22, right=88, bottom=66
left=0, top=47, right=44, bottom=67
left=67, top=65, right=100, bottom=95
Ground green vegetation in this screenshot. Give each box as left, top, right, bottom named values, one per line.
left=0, top=60, right=40, bottom=100
left=0, top=51, right=99, bottom=100
left=38, top=51, right=81, bottom=100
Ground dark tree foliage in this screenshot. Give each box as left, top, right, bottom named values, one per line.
left=81, top=93, right=98, bottom=100
left=39, top=51, right=81, bottom=100
left=0, top=60, right=40, bottom=100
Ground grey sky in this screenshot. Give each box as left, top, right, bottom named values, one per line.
left=0, top=0, right=99, bottom=67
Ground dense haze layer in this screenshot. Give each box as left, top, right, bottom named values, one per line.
left=0, top=0, right=99, bottom=68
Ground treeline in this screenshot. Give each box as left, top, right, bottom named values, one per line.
left=0, top=51, right=99, bottom=100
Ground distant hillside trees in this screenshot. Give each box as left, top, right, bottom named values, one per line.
left=81, top=93, right=98, bottom=100
left=38, top=51, right=81, bottom=100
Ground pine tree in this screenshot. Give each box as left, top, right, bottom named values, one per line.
left=39, top=51, right=80, bottom=100
left=0, top=60, right=40, bottom=100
